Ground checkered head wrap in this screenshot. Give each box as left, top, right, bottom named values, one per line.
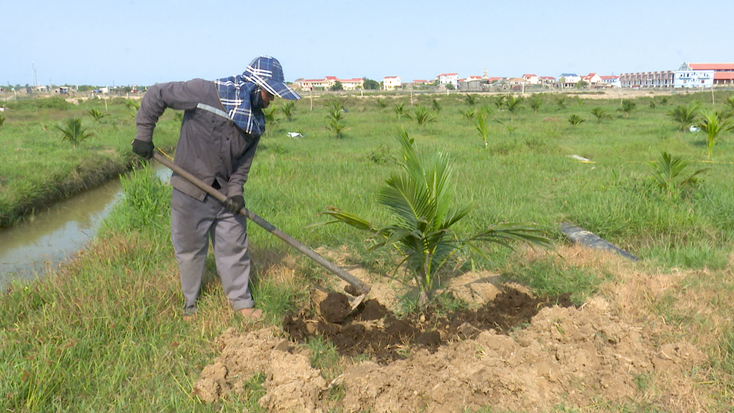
left=214, top=56, right=300, bottom=137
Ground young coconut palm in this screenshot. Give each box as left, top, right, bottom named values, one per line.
left=697, top=110, right=734, bottom=158
left=667, top=101, right=701, bottom=132
left=55, top=118, right=95, bottom=146
left=317, top=128, right=552, bottom=306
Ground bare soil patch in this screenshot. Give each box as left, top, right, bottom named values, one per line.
left=193, top=248, right=713, bottom=412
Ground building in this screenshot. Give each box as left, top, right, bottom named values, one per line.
left=522, top=74, right=539, bottom=85
left=582, top=73, right=603, bottom=85
left=459, top=76, right=485, bottom=91
left=600, top=75, right=620, bottom=88
left=539, top=76, right=556, bottom=86
left=674, top=62, right=734, bottom=87
left=382, top=76, right=401, bottom=90
left=558, top=73, right=580, bottom=88
left=436, top=73, right=459, bottom=89
left=293, top=76, right=364, bottom=91
left=619, top=71, right=674, bottom=88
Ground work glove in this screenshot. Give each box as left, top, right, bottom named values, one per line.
left=224, top=195, right=245, bottom=214
left=132, top=139, right=154, bottom=160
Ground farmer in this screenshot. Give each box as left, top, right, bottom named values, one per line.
left=132, top=56, right=301, bottom=320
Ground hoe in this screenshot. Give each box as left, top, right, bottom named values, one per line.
left=153, top=153, right=370, bottom=311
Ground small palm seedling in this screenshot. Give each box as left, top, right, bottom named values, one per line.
left=697, top=110, right=733, bottom=158
left=667, top=101, right=701, bottom=132
left=724, top=95, right=734, bottom=115
left=505, top=95, right=524, bottom=121
left=495, top=119, right=518, bottom=134
left=326, top=101, right=347, bottom=138
left=376, top=98, right=388, bottom=110
left=173, top=111, right=183, bottom=123
left=279, top=101, right=296, bottom=121
left=459, top=108, right=477, bottom=122
left=648, top=151, right=707, bottom=200
left=393, top=102, right=408, bottom=120
left=0, top=114, right=5, bottom=126
left=316, top=128, right=551, bottom=306
left=262, top=105, right=280, bottom=134
left=464, top=93, right=479, bottom=106
left=492, top=95, right=506, bottom=110
left=55, top=118, right=95, bottom=146
left=567, top=114, right=585, bottom=126
left=431, top=98, right=442, bottom=115
left=528, top=94, right=543, bottom=114
left=590, top=107, right=610, bottom=123
left=472, top=112, right=491, bottom=148
left=618, top=99, right=636, bottom=119
left=412, top=105, right=436, bottom=126
left=124, top=99, right=140, bottom=120
left=87, top=108, right=108, bottom=122
left=555, top=96, right=567, bottom=110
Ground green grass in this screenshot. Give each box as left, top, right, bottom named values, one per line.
left=3, top=89, right=734, bottom=411
left=0, top=95, right=179, bottom=226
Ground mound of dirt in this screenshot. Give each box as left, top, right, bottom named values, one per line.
left=284, top=286, right=574, bottom=364
left=193, top=267, right=709, bottom=412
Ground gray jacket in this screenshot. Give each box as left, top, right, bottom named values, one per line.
left=135, top=78, right=260, bottom=201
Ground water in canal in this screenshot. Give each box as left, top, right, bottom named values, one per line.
left=0, top=165, right=171, bottom=289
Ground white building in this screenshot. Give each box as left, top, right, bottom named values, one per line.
left=522, top=74, right=539, bottom=85
left=673, top=62, right=734, bottom=88
left=436, top=73, right=459, bottom=89
left=383, top=76, right=401, bottom=90
left=674, top=70, right=714, bottom=88
left=600, top=76, right=621, bottom=88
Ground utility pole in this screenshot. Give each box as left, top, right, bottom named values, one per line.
left=32, top=62, right=37, bottom=87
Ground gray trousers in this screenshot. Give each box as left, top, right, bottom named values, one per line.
left=171, top=188, right=254, bottom=313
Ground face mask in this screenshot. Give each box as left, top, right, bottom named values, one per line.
left=250, top=87, right=265, bottom=110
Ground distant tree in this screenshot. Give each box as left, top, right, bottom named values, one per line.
left=575, top=81, right=588, bottom=89
left=363, top=78, right=380, bottom=90
left=330, top=81, right=343, bottom=91
left=445, top=83, right=455, bottom=90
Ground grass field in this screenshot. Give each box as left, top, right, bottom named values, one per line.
left=1, top=88, right=734, bottom=411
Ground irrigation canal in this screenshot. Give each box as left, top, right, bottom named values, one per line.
left=0, top=164, right=171, bottom=289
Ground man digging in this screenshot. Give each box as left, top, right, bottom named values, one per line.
left=132, top=56, right=301, bottom=320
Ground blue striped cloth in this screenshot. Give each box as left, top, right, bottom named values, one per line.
left=214, top=56, right=300, bottom=137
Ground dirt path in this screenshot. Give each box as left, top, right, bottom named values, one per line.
left=193, top=248, right=712, bottom=412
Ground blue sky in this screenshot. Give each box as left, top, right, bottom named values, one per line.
left=2, top=0, right=733, bottom=87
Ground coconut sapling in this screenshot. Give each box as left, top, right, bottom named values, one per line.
left=316, top=128, right=552, bottom=306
